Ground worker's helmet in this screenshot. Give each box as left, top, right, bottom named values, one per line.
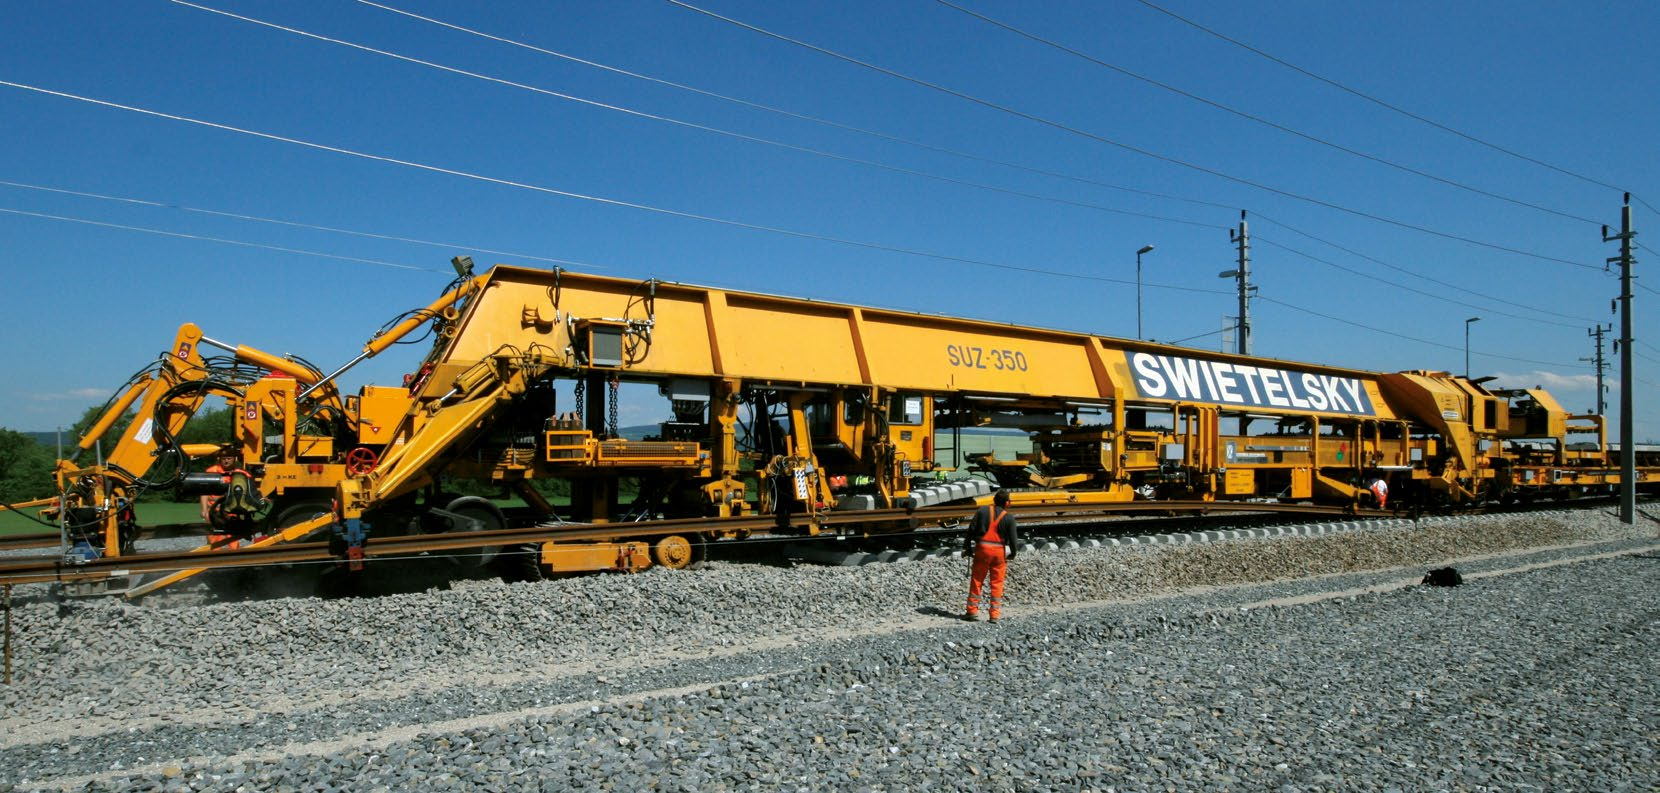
left=993, top=489, right=1011, bottom=506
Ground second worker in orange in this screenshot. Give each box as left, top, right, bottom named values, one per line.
left=964, top=489, right=1018, bottom=623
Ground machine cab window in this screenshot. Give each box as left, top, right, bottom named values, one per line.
left=888, top=393, right=926, bottom=425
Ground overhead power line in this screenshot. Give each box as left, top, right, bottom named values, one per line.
left=1130, top=0, right=1629, bottom=197
left=0, top=207, right=434, bottom=271
left=9, top=191, right=1566, bottom=370
left=1251, top=212, right=1596, bottom=324
left=0, top=79, right=1234, bottom=293
left=354, top=0, right=1240, bottom=217
left=937, top=0, right=1601, bottom=227
left=357, top=0, right=1627, bottom=339
left=0, top=179, right=608, bottom=269
left=1257, top=295, right=1585, bottom=369
left=172, top=0, right=1223, bottom=231
left=667, top=1, right=1599, bottom=271
left=1253, top=235, right=1585, bottom=330
left=1165, top=327, right=1226, bottom=345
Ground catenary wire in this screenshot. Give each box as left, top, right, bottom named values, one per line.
left=1130, top=0, right=1629, bottom=196
left=0, top=79, right=1234, bottom=293
left=0, top=207, right=433, bottom=272
left=1252, top=236, right=1585, bottom=330
left=937, top=0, right=1602, bottom=227
left=0, top=180, right=610, bottom=270
left=167, top=0, right=1636, bottom=320
left=372, top=0, right=1657, bottom=266
left=1250, top=212, right=1597, bottom=323
left=354, top=0, right=1243, bottom=217
left=350, top=1, right=1623, bottom=339
left=1256, top=295, right=1586, bottom=369
left=667, top=0, right=1599, bottom=271
left=1163, top=327, right=1227, bottom=346
left=171, top=1, right=1223, bottom=232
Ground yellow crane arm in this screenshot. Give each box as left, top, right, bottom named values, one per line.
left=299, top=272, right=491, bottom=401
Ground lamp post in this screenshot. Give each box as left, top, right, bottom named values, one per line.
left=1464, top=316, right=1481, bottom=378
left=1135, top=245, right=1155, bottom=340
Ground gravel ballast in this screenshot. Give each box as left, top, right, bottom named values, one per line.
left=1, top=509, right=1655, bottom=791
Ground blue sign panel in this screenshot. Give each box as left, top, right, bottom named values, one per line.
left=1128, top=352, right=1376, bottom=417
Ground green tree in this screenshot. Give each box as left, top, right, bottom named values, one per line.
left=0, top=429, right=55, bottom=503
left=67, top=402, right=135, bottom=460
left=66, top=400, right=232, bottom=458
left=176, top=405, right=233, bottom=446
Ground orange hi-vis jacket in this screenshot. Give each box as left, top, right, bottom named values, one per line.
left=964, top=505, right=1019, bottom=558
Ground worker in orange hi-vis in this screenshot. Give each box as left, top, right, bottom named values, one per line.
left=963, top=489, right=1019, bottom=623
left=1369, top=475, right=1389, bottom=510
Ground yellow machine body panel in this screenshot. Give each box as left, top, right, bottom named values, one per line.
left=1224, top=468, right=1256, bottom=495
left=442, top=274, right=713, bottom=374
left=354, top=385, right=414, bottom=445
left=439, top=268, right=1118, bottom=397
left=848, top=313, right=1114, bottom=398
left=1377, top=372, right=1487, bottom=467
left=436, top=268, right=1418, bottom=410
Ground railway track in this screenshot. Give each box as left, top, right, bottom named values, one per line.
left=771, top=504, right=1470, bottom=566
left=0, top=500, right=1405, bottom=589
left=4, top=493, right=1638, bottom=594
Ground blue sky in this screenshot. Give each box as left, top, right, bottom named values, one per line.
left=2, top=1, right=1656, bottom=438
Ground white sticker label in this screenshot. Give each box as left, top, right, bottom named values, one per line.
left=134, top=418, right=155, bottom=444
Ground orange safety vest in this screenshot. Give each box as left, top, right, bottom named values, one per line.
left=978, top=507, right=1007, bottom=546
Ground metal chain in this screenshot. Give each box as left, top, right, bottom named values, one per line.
left=573, top=378, right=586, bottom=427
left=607, top=376, right=620, bottom=438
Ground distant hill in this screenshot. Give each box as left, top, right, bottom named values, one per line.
left=22, top=431, right=63, bottom=448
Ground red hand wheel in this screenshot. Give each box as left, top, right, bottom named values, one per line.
left=345, top=446, right=379, bottom=476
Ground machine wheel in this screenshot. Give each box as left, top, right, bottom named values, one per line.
left=271, top=500, right=333, bottom=537
left=440, top=496, right=505, bottom=572
left=495, top=543, right=545, bottom=584
left=205, top=500, right=331, bottom=598
left=651, top=533, right=703, bottom=570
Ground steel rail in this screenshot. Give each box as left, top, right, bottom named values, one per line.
left=0, top=521, right=249, bottom=551
left=0, top=532, right=60, bottom=552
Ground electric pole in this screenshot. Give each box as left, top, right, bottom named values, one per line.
left=1602, top=194, right=1637, bottom=524
left=1581, top=324, right=1611, bottom=415
left=1223, top=210, right=1255, bottom=355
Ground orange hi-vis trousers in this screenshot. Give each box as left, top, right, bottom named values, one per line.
left=965, top=543, right=1007, bottom=619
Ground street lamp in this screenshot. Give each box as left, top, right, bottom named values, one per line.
left=1135, top=245, right=1155, bottom=340
left=1464, top=317, right=1481, bottom=378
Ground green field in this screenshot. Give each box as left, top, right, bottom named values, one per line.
left=0, top=501, right=207, bottom=537
left=934, top=432, right=1032, bottom=468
